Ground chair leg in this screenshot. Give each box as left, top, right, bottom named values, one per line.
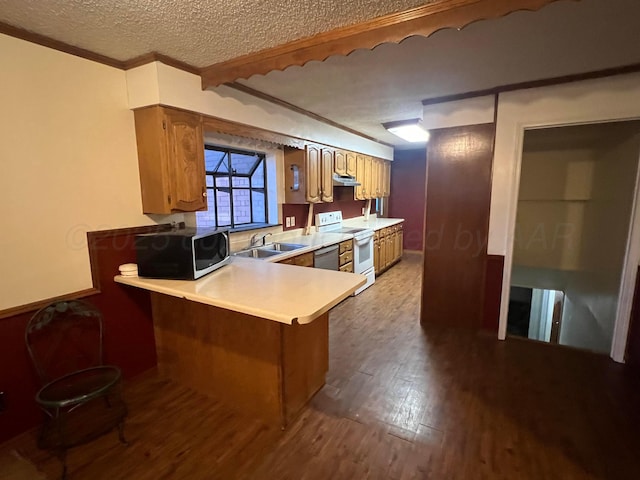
left=117, top=421, right=129, bottom=446
left=57, top=448, right=68, bottom=480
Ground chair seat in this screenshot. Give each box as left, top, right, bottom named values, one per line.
left=36, top=366, right=122, bottom=409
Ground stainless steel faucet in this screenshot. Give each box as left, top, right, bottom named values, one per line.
left=250, top=232, right=272, bottom=247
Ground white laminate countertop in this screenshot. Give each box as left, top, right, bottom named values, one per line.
left=114, top=257, right=366, bottom=325
left=343, top=215, right=404, bottom=231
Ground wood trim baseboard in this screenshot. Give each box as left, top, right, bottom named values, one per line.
left=200, top=0, right=566, bottom=87
left=0, top=288, right=100, bottom=320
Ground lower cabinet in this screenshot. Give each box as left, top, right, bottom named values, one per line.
left=374, top=222, right=403, bottom=276
left=339, top=240, right=353, bottom=273
left=278, top=251, right=314, bottom=267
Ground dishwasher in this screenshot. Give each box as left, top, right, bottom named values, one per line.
left=314, top=244, right=339, bottom=271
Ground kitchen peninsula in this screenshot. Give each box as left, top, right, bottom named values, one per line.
left=115, top=257, right=366, bottom=427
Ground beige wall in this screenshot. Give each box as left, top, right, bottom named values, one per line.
left=512, top=127, right=640, bottom=353
left=513, top=148, right=594, bottom=271
left=0, top=34, right=180, bottom=310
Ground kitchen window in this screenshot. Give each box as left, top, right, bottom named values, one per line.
left=196, top=145, right=269, bottom=230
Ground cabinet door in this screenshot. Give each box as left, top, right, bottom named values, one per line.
left=164, top=109, right=206, bottom=211
left=334, top=149, right=346, bottom=176
left=320, top=147, right=334, bottom=202
left=379, top=235, right=387, bottom=271
left=386, top=231, right=395, bottom=268
left=354, top=154, right=367, bottom=200
left=383, top=161, right=391, bottom=197
left=346, top=151, right=357, bottom=177
left=363, top=155, right=373, bottom=199
left=305, top=144, right=321, bottom=203
left=397, top=224, right=404, bottom=260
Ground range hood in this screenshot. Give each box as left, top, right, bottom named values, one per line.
left=332, top=173, right=361, bottom=187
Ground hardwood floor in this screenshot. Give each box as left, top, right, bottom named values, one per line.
left=3, top=252, right=640, bottom=479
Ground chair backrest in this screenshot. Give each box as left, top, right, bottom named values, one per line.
left=25, top=300, right=105, bottom=383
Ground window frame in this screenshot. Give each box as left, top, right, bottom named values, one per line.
left=202, top=144, right=269, bottom=230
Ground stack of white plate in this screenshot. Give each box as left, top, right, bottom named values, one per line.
left=118, top=263, right=138, bottom=277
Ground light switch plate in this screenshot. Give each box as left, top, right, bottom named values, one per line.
left=291, top=216, right=295, bottom=226
left=285, top=217, right=291, bottom=228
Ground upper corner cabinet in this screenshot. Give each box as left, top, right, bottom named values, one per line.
left=133, top=105, right=207, bottom=214
left=284, top=144, right=333, bottom=204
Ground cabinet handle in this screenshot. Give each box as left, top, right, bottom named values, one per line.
left=202, top=187, right=207, bottom=197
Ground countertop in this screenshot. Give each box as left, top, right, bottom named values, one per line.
left=115, top=257, right=366, bottom=325
left=343, top=215, right=404, bottom=231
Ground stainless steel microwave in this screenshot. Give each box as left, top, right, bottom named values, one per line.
left=135, top=227, right=231, bottom=280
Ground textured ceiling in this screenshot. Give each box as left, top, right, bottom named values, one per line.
left=0, top=0, right=430, bottom=65
left=235, top=0, right=640, bottom=145
left=2, top=0, right=639, bottom=147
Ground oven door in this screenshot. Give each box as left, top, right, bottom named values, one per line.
left=352, top=231, right=374, bottom=274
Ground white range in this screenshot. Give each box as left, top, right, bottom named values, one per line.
left=316, top=211, right=375, bottom=295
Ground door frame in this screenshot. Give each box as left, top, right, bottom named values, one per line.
left=498, top=118, right=640, bottom=362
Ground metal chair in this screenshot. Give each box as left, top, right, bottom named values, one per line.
left=25, top=300, right=128, bottom=479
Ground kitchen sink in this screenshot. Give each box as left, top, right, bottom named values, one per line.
left=268, top=242, right=306, bottom=252
left=233, top=248, right=281, bottom=259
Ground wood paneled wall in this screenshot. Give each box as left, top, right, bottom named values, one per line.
left=421, top=124, right=495, bottom=329
left=389, top=148, right=427, bottom=251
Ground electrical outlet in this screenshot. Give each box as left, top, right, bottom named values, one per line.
left=285, top=217, right=291, bottom=228
left=291, top=216, right=295, bottom=227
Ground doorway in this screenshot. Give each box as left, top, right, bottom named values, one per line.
left=507, top=121, right=640, bottom=353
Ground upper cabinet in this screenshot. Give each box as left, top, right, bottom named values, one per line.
left=134, top=106, right=207, bottom=214
left=284, top=144, right=333, bottom=204
left=335, top=149, right=357, bottom=177
left=355, top=154, right=374, bottom=200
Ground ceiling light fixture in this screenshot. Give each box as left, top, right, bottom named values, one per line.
left=383, top=119, right=430, bottom=143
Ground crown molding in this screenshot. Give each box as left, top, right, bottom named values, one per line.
left=200, top=0, right=568, bottom=88
left=0, top=21, right=126, bottom=69
left=421, top=62, right=640, bottom=106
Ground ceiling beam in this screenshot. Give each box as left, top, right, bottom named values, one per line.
left=200, top=0, right=570, bottom=88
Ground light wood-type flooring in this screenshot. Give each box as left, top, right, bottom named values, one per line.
left=3, top=252, right=640, bottom=479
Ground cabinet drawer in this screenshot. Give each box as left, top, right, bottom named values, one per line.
left=339, top=262, right=353, bottom=273
left=278, top=257, right=296, bottom=265
left=339, top=249, right=353, bottom=266
left=339, top=240, right=352, bottom=254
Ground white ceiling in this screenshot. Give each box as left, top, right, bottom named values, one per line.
left=2, top=0, right=640, bottom=147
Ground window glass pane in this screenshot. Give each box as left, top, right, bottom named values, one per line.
left=206, top=175, right=214, bottom=188
left=252, top=191, right=266, bottom=223
left=232, top=176, right=250, bottom=188
left=216, top=190, right=231, bottom=226
left=232, top=189, right=252, bottom=224
left=204, top=149, right=226, bottom=172
left=231, top=152, right=260, bottom=175
left=216, top=176, right=230, bottom=188
left=251, top=160, right=265, bottom=188
left=196, top=189, right=216, bottom=227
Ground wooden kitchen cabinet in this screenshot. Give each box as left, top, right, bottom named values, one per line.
left=346, top=151, right=357, bottom=177
left=334, top=149, right=346, bottom=176
left=355, top=154, right=373, bottom=200
left=278, top=251, right=314, bottom=267
left=382, top=160, right=391, bottom=197
left=335, top=149, right=358, bottom=180
left=338, top=240, right=353, bottom=273
left=373, top=222, right=404, bottom=276
left=134, top=105, right=207, bottom=214
left=284, top=145, right=333, bottom=203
